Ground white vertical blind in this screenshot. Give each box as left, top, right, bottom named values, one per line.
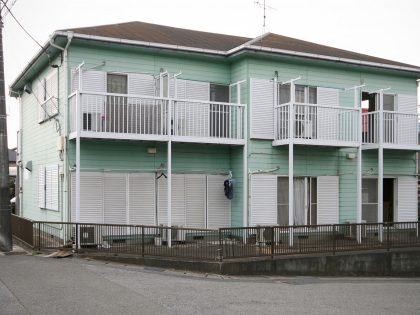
left=250, top=175, right=277, bottom=226
left=317, top=176, right=339, bottom=224
left=397, top=176, right=418, bottom=222
left=207, top=175, right=231, bottom=229
left=250, top=78, right=274, bottom=139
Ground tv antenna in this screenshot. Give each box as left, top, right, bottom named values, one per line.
left=254, top=0, right=276, bottom=32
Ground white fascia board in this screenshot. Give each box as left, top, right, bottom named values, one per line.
left=54, top=31, right=227, bottom=56
left=242, top=45, right=420, bottom=74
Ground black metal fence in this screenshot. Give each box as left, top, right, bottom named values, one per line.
left=11, top=215, right=420, bottom=261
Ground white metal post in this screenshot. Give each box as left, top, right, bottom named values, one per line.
left=288, top=82, right=295, bottom=247
left=378, top=91, right=384, bottom=242
left=75, top=64, right=83, bottom=250
left=355, top=88, right=363, bottom=244
left=238, top=82, right=248, bottom=228
left=166, top=73, right=172, bottom=248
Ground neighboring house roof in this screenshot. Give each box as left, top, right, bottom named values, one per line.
left=10, top=21, right=420, bottom=94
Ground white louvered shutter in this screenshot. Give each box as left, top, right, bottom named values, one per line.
left=207, top=175, right=231, bottom=229
left=317, top=176, right=339, bottom=224
left=181, top=80, right=210, bottom=137
left=157, top=176, right=168, bottom=225
left=397, top=94, right=418, bottom=145
left=103, top=173, right=127, bottom=225
left=171, top=174, right=186, bottom=227
left=128, top=173, right=156, bottom=225
left=45, top=165, right=59, bottom=211
left=128, top=73, right=155, bottom=96
left=250, top=78, right=274, bottom=139
left=71, top=172, right=104, bottom=223
left=157, top=175, right=186, bottom=227
left=38, top=167, right=45, bottom=208
left=77, top=70, right=106, bottom=126
left=185, top=174, right=206, bottom=228
left=397, top=176, right=418, bottom=222
left=250, top=175, right=277, bottom=226
left=317, top=88, right=339, bottom=141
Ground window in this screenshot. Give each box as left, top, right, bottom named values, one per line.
left=210, top=84, right=230, bottom=137
left=38, top=165, right=59, bottom=211
left=383, top=94, right=395, bottom=111
left=38, top=70, right=59, bottom=122
left=277, top=177, right=317, bottom=226
left=277, top=84, right=317, bottom=105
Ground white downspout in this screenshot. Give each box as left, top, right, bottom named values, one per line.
left=49, top=33, right=73, bottom=223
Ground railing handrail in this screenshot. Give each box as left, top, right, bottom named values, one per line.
left=276, top=102, right=360, bottom=111
left=73, top=90, right=245, bottom=107
left=362, top=110, right=419, bottom=117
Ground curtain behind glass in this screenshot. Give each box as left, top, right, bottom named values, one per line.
left=293, top=178, right=305, bottom=225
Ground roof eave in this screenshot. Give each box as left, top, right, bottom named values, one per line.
left=234, top=45, right=420, bottom=75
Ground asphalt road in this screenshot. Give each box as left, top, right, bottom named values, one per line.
left=1, top=254, right=420, bottom=315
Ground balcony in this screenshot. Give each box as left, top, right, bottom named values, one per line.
left=69, top=91, right=245, bottom=145
left=362, top=111, right=420, bottom=150
left=273, top=103, right=360, bottom=147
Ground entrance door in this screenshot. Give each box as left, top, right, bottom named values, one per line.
left=383, top=178, right=394, bottom=222
left=106, top=73, right=128, bottom=133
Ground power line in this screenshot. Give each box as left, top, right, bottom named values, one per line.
left=1, top=0, right=18, bottom=19
left=0, top=0, right=49, bottom=58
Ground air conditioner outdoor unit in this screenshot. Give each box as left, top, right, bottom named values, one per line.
left=161, top=226, right=186, bottom=243
left=72, top=226, right=98, bottom=246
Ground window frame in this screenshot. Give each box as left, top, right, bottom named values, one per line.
left=38, top=69, right=59, bottom=123
left=38, top=165, right=59, bottom=211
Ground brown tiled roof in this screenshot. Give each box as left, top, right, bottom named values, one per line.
left=62, top=21, right=420, bottom=71
left=64, top=21, right=251, bottom=51
left=255, top=33, right=420, bottom=70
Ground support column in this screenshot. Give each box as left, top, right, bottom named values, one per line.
left=238, top=82, right=248, bottom=227
left=75, top=79, right=81, bottom=250
left=166, top=79, right=172, bottom=247
left=378, top=91, right=384, bottom=242
left=288, top=82, right=295, bottom=247
left=355, top=88, right=363, bottom=243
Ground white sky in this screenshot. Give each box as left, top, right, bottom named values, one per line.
left=3, top=0, right=420, bottom=148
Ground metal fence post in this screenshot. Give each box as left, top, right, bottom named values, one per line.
left=75, top=223, right=79, bottom=253
left=218, top=229, right=223, bottom=262
left=141, top=226, right=145, bottom=257
left=271, top=226, right=275, bottom=259
left=332, top=225, right=336, bottom=255
left=386, top=223, right=390, bottom=251
left=37, top=222, right=41, bottom=250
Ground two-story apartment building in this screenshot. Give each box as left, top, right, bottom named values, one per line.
left=10, top=22, right=420, bottom=240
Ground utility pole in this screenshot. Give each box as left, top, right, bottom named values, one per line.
left=0, top=3, right=12, bottom=252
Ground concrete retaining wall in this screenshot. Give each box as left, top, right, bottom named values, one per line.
left=82, top=248, right=420, bottom=276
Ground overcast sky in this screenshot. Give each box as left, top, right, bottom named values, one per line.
left=3, top=0, right=420, bottom=148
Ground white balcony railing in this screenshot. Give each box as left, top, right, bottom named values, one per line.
left=362, top=111, right=419, bottom=147
left=69, top=91, right=245, bottom=144
left=274, top=103, right=360, bottom=146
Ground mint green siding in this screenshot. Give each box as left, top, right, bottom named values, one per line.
left=246, top=55, right=417, bottom=223
left=20, top=56, right=67, bottom=221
